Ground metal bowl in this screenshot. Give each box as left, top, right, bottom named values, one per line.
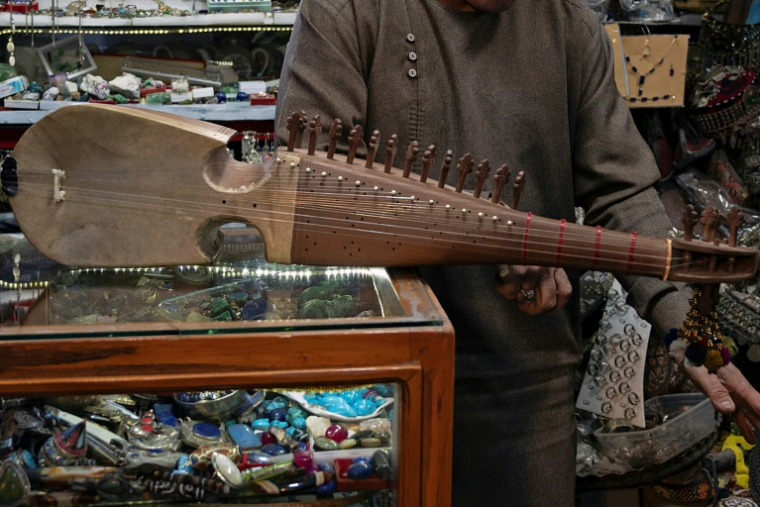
left=173, top=390, right=247, bottom=421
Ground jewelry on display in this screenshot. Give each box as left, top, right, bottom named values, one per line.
left=621, top=35, right=679, bottom=103
left=519, top=288, right=536, bottom=301
left=698, top=0, right=760, bottom=71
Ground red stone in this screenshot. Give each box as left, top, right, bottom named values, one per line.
left=325, top=424, right=348, bottom=443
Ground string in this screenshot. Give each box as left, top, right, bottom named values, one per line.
left=16, top=167, right=665, bottom=252
left=15, top=181, right=694, bottom=274
left=16, top=176, right=669, bottom=257
left=13, top=165, right=686, bottom=255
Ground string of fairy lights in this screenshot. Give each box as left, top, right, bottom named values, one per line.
left=0, top=25, right=293, bottom=35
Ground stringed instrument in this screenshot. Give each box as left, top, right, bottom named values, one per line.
left=1, top=105, right=757, bottom=286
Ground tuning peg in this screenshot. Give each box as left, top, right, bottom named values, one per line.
left=403, top=141, right=420, bottom=178
left=511, top=171, right=526, bottom=209
left=491, top=164, right=510, bottom=204
left=682, top=205, right=698, bottom=241
left=327, top=119, right=343, bottom=160
left=307, top=115, right=322, bottom=155
left=365, top=130, right=381, bottom=169
left=384, top=135, right=399, bottom=174
left=473, top=159, right=491, bottom=199
left=286, top=110, right=306, bottom=151
left=295, top=111, right=308, bottom=149
left=727, top=206, right=743, bottom=247
left=420, top=145, right=436, bottom=183
left=346, top=125, right=364, bottom=165
left=455, top=153, right=474, bottom=193
left=700, top=206, right=720, bottom=243
left=437, top=150, right=453, bottom=189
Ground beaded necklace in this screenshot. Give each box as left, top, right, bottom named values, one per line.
left=620, top=35, right=679, bottom=104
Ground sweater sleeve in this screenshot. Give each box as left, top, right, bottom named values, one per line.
left=567, top=5, right=690, bottom=335
left=275, top=0, right=370, bottom=151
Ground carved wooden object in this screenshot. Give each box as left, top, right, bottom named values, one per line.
left=5, top=106, right=759, bottom=284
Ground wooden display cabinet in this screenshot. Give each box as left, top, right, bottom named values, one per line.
left=0, top=234, right=454, bottom=506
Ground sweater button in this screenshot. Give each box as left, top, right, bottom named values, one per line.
left=407, top=68, right=417, bottom=78
left=408, top=52, right=417, bottom=61
left=406, top=33, right=415, bottom=42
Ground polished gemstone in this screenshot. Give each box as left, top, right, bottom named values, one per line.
left=360, top=438, right=382, bottom=448
left=227, top=424, right=261, bottom=451
left=339, top=438, right=357, bottom=450
left=260, top=432, right=277, bottom=445
left=291, top=416, right=306, bottom=430
left=353, top=399, right=376, bottom=416
left=251, top=418, right=271, bottom=431
left=359, top=418, right=392, bottom=433
left=374, top=431, right=392, bottom=444
left=352, top=430, right=374, bottom=442
left=268, top=407, right=288, bottom=422
left=260, top=443, right=289, bottom=456
left=293, top=448, right=314, bottom=468
left=193, top=423, right=221, bottom=439
left=324, top=425, right=348, bottom=443
left=372, top=449, right=394, bottom=481
left=314, top=437, right=339, bottom=451
left=347, top=460, right=374, bottom=479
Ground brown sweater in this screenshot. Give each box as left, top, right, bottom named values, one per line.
left=275, top=0, right=688, bottom=379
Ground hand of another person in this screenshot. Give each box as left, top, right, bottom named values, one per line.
left=496, top=265, right=572, bottom=316
left=680, top=361, right=760, bottom=444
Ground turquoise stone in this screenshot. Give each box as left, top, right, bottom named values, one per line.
left=314, top=437, right=339, bottom=451
left=372, top=384, right=390, bottom=397
left=251, top=418, right=271, bottom=431
left=227, top=423, right=261, bottom=451
left=291, top=416, right=306, bottom=430
left=269, top=397, right=289, bottom=411
left=339, top=390, right=361, bottom=405
left=352, top=399, right=376, bottom=417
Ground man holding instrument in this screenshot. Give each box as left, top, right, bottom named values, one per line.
left=275, top=0, right=760, bottom=504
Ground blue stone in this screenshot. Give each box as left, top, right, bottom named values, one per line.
left=303, top=393, right=318, bottom=402
left=241, top=296, right=267, bottom=320
left=243, top=451, right=273, bottom=466
left=215, top=91, right=227, bottom=103
left=153, top=403, right=179, bottom=427
left=271, top=420, right=288, bottom=429
left=352, top=399, right=376, bottom=417
left=353, top=457, right=372, bottom=465
left=270, top=396, right=289, bottom=409
left=268, top=407, right=288, bottom=422
left=236, top=91, right=249, bottom=101
left=372, top=384, right=390, bottom=397
left=339, top=390, right=361, bottom=405
left=260, top=443, right=289, bottom=456
left=251, top=418, right=271, bottom=431
left=292, top=416, right=306, bottom=430
left=193, top=422, right=221, bottom=439
left=317, top=462, right=337, bottom=493
left=286, top=407, right=307, bottom=424
left=227, top=423, right=261, bottom=450
left=373, top=397, right=387, bottom=407
left=347, top=460, right=374, bottom=479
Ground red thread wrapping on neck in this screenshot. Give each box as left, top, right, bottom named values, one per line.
left=626, top=231, right=639, bottom=275
left=522, top=212, right=533, bottom=264
left=556, top=219, right=566, bottom=267
left=592, top=226, right=602, bottom=269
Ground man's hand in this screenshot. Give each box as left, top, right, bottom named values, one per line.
left=682, top=361, right=760, bottom=443
left=496, top=265, right=572, bottom=316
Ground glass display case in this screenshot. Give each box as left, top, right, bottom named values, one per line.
left=0, top=228, right=454, bottom=507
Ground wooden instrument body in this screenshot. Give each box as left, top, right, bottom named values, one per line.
left=7, top=105, right=759, bottom=284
